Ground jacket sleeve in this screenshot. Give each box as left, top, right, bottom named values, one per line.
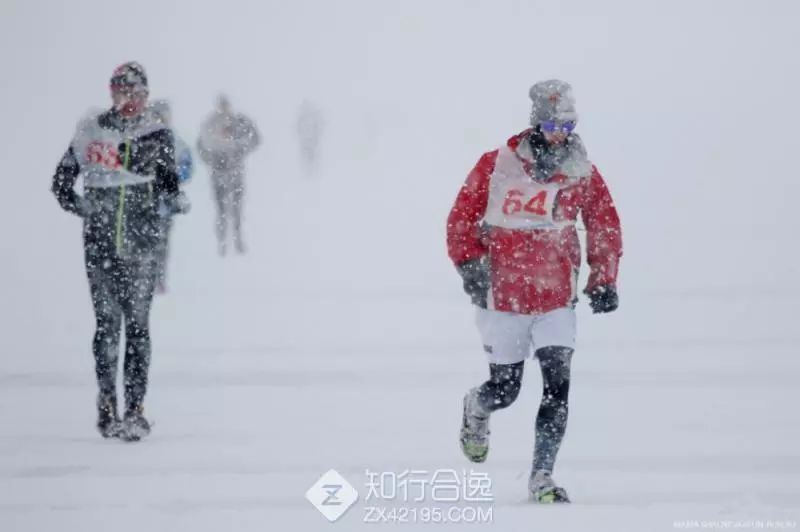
left=446, top=150, right=495, bottom=266
left=196, top=135, right=211, bottom=165
left=581, top=166, right=622, bottom=291
left=238, top=116, right=260, bottom=154
left=246, top=118, right=260, bottom=152
left=127, top=128, right=180, bottom=197
left=51, top=146, right=84, bottom=216
left=154, top=128, right=180, bottom=196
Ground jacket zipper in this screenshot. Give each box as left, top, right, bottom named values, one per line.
left=115, top=142, right=131, bottom=255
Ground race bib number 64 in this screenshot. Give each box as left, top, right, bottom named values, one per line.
left=501, top=188, right=555, bottom=221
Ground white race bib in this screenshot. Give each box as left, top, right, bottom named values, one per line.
left=483, top=146, right=576, bottom=230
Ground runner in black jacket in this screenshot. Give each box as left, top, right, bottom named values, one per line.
left=52, top=62, right=188, bottom=441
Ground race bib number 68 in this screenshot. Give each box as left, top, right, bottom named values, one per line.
left=86, top=142, right=122, bottom=170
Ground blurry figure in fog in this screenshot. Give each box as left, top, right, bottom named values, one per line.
left=197, top=95, right=260, bottom=255
left=149, top=99, right=193, bottom=293
left=296, top=99, right=324, bottom=176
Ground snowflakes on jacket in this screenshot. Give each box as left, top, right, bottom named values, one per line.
left=447, top=129, right=622, bottom=315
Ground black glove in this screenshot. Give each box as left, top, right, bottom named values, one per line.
left=74, top=196, right=97, bottom=218
left=586, top=284, right=619, bottom=314
left=457, top=258, right=490, bottom=308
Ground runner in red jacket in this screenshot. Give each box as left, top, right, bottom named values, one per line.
left=448, top=79, right=622, bottom=503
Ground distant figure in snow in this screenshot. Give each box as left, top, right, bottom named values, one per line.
left=197, top=95, right=260, bottom=255
left=51, top=62, right=189, bottom=442
left=149, top=99, right=193, bottom=293
left=296, top=99, right=324, bottom=176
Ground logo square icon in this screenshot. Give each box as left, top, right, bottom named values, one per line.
left=306, top=469, right=359, bottom=522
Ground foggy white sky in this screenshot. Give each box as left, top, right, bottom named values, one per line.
left=0, top=0, right=798, bottom=356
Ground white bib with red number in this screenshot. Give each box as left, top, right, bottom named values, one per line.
left=71, top=108, right=165, bottom=188
left=483, top=144, right=588, bottom=230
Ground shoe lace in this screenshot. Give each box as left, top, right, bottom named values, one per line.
left=466, top=396, right=490, bottom=436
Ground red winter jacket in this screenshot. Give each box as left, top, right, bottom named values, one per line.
left=447, top=129, right=622, bottom=315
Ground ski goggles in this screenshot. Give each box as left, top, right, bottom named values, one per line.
left=110, top=83, right=148, bottom=98
left=540, top=120, right=577, bottom=134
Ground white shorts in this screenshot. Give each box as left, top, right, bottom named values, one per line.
left=475, top=307, right=576, bottom=365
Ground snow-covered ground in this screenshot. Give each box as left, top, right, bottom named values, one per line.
left=1, top=1, right=799, bottom=531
